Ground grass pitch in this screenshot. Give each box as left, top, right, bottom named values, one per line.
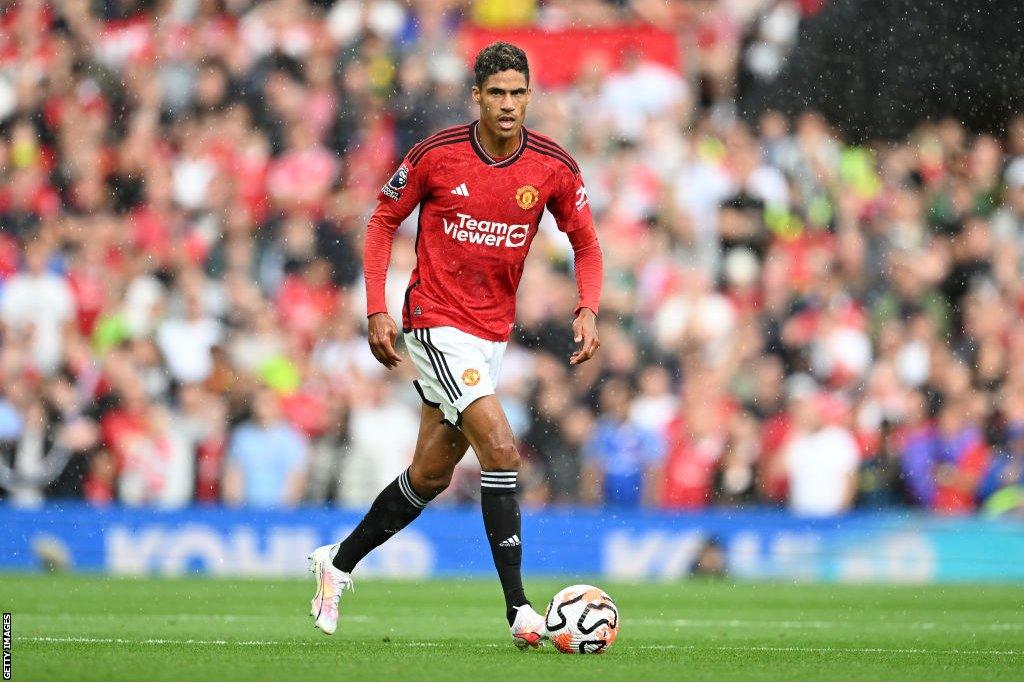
left=4, top=574, right=1023, bottom=681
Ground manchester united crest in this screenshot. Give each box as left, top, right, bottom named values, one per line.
left=516, top=185, right=540, bottom=210
left=461, top=368, right=481, bottom=387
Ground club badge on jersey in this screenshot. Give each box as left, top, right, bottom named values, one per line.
left=516, top=185, right=539, bottom=210
left=382, top=164, right=409, bottom=200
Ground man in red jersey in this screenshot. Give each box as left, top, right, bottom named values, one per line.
left=307, top=42, right=603, bottom=648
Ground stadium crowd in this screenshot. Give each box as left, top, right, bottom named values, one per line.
left=1, top=0, right=1023, bottom=517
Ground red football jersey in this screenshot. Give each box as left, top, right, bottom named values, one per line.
left=364, top=121, right=602, bottom=342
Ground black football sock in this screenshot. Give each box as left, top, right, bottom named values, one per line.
left=480, top=470, right=529, bottom=626
left=332, top=468, right=430, bottom=572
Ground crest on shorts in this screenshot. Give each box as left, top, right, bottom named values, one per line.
left=516, top=185, right=539, bottom=210
left=462, top=368, right=481, bottom=387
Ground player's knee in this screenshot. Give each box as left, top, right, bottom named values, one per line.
left=409, top=464, right=453, bottom=499
left=481, top=440, right=520, bottom=472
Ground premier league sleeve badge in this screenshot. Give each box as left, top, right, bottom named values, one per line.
left=382, top=164, right=409, bottom=200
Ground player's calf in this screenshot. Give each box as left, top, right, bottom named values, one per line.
left=331, top=468, right=433, bottom=574
left=480, top=468, right=532, bottom=628
left=408, top=461, right=454, bottom=499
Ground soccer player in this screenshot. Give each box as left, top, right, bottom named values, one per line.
left=307, top=42, right=603, bottom=648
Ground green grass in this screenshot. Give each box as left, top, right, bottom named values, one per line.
left=3, top=574, right=1023, bottom=680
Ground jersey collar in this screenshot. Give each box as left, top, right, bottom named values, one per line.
left=470, top=120, right=528, bottom=168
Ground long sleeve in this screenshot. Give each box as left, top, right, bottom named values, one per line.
left=364, top=158, right=427, bottom=317
left=363, top=213, right=400, bottom=317
left=566, top=222, right=603, bottom=316
left=547, top=166, right=603, bottom=316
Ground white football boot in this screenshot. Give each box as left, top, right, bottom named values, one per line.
left=307, top=543, right=354, bottom=635
left=510, top=604, right=547, bottom=649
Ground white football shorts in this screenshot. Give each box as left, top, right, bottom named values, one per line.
left=404, top=326, right=507, bottom=428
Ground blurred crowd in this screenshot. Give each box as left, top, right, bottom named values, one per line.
left=1, top=0, right=1023, bottom=517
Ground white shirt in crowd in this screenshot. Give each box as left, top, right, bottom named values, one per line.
left=784, top=425, right=859, bottom=516
left=601, top=61, right=687, bottom=139
left=1, top=272, right=74, bottom=375
left=118, top=429, right=195, bottom=509
left=156, top=316, right=223, bottom=383
left=629, top=394, right=679, bottom=435
left=339, top=398, right=418, bottom=506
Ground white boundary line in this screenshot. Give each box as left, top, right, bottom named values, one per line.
left=37, top=613, right=376, bottom=623
left=35, top=614, right=1024, bottom=632
left=20, top=637, right=321, bottom=647
left=633, top=617, right=1024, bottom=632
left=635, top=644, right=1022, bottom=656
left=16, top=637, right=1022, bottom=656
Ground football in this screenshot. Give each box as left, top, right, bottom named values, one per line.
left=544, top=584, right=620, bottom=654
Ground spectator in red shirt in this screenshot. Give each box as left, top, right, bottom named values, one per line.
left=660, top=398, right=730, bottom=508
left=266, top=122, right=340, bottom=214
left=275, top=257, right=339, bottom=346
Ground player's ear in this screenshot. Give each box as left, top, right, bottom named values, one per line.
left=471, top=85, right=481, bottom=105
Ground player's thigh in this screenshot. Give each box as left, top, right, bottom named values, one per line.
left=408, top=403, right=470, bottom=493
left=460, top=395, right=519, bottom=471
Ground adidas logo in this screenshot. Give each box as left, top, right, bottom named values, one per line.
left=450, top=183, right=469, bottom=197
left=498, top=534, right=520, bottom=547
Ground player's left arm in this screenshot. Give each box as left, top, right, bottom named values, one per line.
left=547, top=165, right=603, bottom=365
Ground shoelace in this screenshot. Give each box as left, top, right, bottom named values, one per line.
left=327, top=570, right=354, bottom=598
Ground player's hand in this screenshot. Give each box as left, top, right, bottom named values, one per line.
left=569, top=308, right=599, bottom=366
left=367, top=313, right=403, bottom=368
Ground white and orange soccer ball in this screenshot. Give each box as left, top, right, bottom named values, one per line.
left=544, top=584, right=620, bottom=654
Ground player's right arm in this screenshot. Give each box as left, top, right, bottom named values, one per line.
left=364, top=156, right=428, bottom=367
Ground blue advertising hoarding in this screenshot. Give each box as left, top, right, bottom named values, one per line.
left=1, top=504, right=1022, bottom=582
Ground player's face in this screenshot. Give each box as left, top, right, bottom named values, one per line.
left=472, top=70, right=531, bottom=142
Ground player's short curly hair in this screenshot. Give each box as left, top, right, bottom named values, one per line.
left=473, top=42, right=530, bottom=89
